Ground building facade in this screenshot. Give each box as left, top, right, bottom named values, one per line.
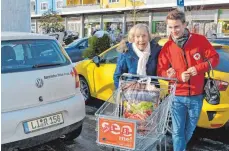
left=31, top=0, right=229, bottom=38
left=31, top=0, right=64, bottom=33
left=2, top=0, right=31, bottom=32
left=31, top=0, right=63, bottom=15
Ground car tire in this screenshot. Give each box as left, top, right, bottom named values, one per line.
left=62, top=125, right=83, bottom=141
left=79, top=76, right=91, bottom=102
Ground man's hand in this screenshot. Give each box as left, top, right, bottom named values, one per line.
left=187, top=66, right=197, bottom=76
left=181, top=71, right=191, bottom=82
left=167, top=68, right=176, bottom=78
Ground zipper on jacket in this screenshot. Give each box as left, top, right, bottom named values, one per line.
left=182, top=35, right=192, bottom=96
left=182, top=49, right=191, bottom=96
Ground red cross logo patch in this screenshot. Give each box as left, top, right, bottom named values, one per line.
left=193, top=53, right=201, bottom=61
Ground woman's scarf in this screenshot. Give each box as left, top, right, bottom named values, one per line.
left=132, top=42, right=151, bottom=76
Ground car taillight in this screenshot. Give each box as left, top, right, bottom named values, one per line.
left=73, top=68, right=80, bottom=88
left=215, top=80, right=228, bottom=91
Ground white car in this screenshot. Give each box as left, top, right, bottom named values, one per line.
left=1, top=32, right=86, bottom=150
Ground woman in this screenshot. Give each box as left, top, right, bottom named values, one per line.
left=113, top=24, right=162, bottom=88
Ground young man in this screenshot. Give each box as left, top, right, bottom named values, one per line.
left=157, top=9, right=219, bottom=151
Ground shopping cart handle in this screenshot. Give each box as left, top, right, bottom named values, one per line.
left=120, top=73, right=178, bottom=82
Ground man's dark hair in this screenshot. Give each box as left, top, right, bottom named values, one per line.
left=166, top=9, right=186, bottom=23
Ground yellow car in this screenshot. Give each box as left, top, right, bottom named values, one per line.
left=75, top=39, right=229, bottom=129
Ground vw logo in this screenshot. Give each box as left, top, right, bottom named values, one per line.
left=35, top=78, right=44, bottom=88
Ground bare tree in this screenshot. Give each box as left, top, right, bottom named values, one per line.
left=128, top=0, right=145, bottom=25
left=40, top=9, right=65, bottom=34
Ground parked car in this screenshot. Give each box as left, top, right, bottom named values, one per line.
left=1, top=32, right=86, bottom=150
left=75, top=39, right=229, bottom=129
left=65, top=30, right=79, bottom=40
left=64, top=38, right=89, bottom=64
left=63, top=30, right=79, bottom=45
left=215, top=33, right=229, bottom=39
left=208, top=38, right=229, bottom=45
left=48, top=30, right=79, bottom=46
left=206, top=32, right=229, bottom=39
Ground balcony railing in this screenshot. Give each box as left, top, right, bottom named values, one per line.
left=62, top=4, right=101, bottom=13
left=31, top=11, right=36, bottom=15
left=145, top=0, right=228, bottom=7
left=145, top=0, right=176, bottom=7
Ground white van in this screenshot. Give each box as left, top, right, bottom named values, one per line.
left=1, top=32, right=86, bottom=150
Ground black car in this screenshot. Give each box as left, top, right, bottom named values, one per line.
left=49, top=31, right=79, bottom=45
left=63, top=30, right=79, bottom=45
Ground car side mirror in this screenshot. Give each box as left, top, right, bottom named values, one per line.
left=92, top=56, right=100, bottom=67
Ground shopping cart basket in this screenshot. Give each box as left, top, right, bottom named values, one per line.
left=95, top=73, right=177, bottom=151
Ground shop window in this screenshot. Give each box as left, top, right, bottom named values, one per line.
left=56, top=0, right=63, bottom=9
left=41, top=2, right=48, bottom=11
left=155, top=22, right=166, bottom=34
left=31, top=23, right=36, bottom=33
left=109, top=0, right=119, bottom=3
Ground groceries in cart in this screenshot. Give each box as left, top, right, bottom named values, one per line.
left=123, top=100, right=153, bottom=120
left=118, top=77, right=161, bottom=135
left=121, top=78, right=160, bottom=121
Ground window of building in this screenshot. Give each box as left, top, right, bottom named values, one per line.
left=56, top=0, right=63, bottom=9
left=41, top=2, right=48, bottom=11
left=31, top=23, right=36, bottom=33
left=109, top=0, right=119, bottom=3
left=30, top=1, right=36, bottom=12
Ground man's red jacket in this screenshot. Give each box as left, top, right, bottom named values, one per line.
left=157, top=33, right=219, bottom=96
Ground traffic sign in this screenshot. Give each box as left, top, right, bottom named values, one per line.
left=177, top=0, right=184, bottom=6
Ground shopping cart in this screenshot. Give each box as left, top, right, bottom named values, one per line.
left=95, top=73, right=177, bottom=151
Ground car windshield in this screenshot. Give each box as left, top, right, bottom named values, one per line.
left=66, top=39, right=84, bottom=48
left=215, top=47, right=229, bottom=72
left=1, top=39, right=70, bottom=73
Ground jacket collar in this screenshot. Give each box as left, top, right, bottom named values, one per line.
left=168, top=28, right=191, bottom=42
left=126, top=43, right=139, bottom=60
left=149, top=40, right=158, bottom=55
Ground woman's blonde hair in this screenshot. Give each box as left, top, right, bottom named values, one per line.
left=117, top=24, right=151, bottom=53
left=128, top=23, right=151, bottom=43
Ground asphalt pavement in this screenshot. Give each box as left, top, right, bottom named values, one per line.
left=21, top=100, right=229, bottom=151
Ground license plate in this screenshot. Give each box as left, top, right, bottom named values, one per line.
left=23, top=113, right=64, bottom=133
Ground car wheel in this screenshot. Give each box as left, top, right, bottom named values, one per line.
left=61, top=125, right=83, bottom=141
left=79, top=76, right=91, bottom=102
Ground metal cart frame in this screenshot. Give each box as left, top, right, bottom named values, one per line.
left=95, top=73, right=177, bottom=151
